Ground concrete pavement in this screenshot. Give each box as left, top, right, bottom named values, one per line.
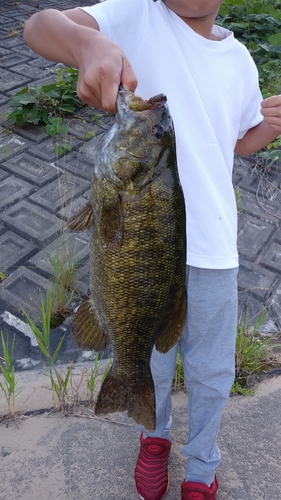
left=1, top=369, right=281, bottom=500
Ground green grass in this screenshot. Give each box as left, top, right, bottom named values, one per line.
left=172, top=310, right=281, bottom=395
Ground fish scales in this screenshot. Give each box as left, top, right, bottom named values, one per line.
left=68, top=89, right=186, bottom=431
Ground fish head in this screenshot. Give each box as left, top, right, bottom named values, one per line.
left=108, top=88, right=174, bottom=192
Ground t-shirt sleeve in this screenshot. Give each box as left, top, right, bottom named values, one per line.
left=78, top=0, right=147, bottom=64
left=237, top=49, right=263, bottom=139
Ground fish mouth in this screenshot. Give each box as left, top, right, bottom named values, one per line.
left=118, top=87, right=167, bottom=112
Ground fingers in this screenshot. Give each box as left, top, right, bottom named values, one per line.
left=76, top=52, right=138, bottom=114
left=261, top=95, right=281, bottom=108
left=121, top=57, right=138, bottom=93
left=260, top=95, right=281, bottom=132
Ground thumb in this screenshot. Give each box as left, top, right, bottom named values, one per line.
left=121, top=57, right=138, bottom=92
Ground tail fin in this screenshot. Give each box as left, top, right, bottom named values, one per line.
left=95, top=368, right=156, bottom=431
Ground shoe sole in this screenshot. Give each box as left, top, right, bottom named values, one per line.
left=135, top=481, right=169, bottom=500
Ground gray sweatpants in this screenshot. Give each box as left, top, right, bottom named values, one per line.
left=141, top=266, right=238, bottom=486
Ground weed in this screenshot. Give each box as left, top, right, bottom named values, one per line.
left=234, top=309, right=281, bottom=391
left=0, top=332, right=20, bottom=416
left=9, top=28, right=19, bottom=37
left=47, top=242, right=78, bottom=327
left=173, top=348, right=185, bottom=391
left=0, top=271, right=7, bottom=283
left=6, top=67, right=83, bottom=155
left=22, top=293, right=68, bottom=408
left=218, top=0, right=281, bottom=161
left=230, top=381, right=254, bottom=396
left=235, top=187, right=242, bottom=214
left=172, top=310, right=281, bottom=395
left=86, top=353, right=100, bottom=405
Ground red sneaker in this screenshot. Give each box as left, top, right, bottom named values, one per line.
left=181, top=476, right=219, bottom=500
left=134, top=433, right=172, bottom=500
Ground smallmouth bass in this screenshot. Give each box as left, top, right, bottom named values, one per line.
left=68, top=88, right=186, bottom=431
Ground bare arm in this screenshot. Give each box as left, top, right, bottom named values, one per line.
left=235, top=95, right=281, bottom=157
left=23, top=8, right=138, bottom=112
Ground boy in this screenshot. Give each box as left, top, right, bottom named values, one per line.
left=24, top=1, right=281, bottom=499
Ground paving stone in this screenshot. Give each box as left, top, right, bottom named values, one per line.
left=240, top=190, right=281, bottom=223
left=0, top=168, right=9, bottom=181
left=1, top=200, right=62, bottom=246
left=29, top=172, right=89, bottom=212
left=237, top=214, right=277, bottom=262
left=12, top=44, right=41, bottom=58
left=57, top=151, right=94, bottom=181
left=29, top=57, right=57, bottom=70
left=0, top=313, right=43, bottom=369
left=0, top=68, right=31, bottom=92
left=238, top=258, right=278, bottom=301
left=0, top=133, right=33, bottom=162
left=258, top=232, right=281, bottom=274
left=3, top=5, right=36, bottom=14
left=14, top=125, right=49, bottom=144
left=9, top=63, right=47, bottom=79
left=0, top=53, right=31, bottom=68
left=269, top=279, right=281, bottom=330
left=0, top=93, right=9, bottom=105
left=237, top=292, right=274, bottom=330
left=233, top=156, right=252, bottom=186
left=28, top=136, right=82, bottom=162
left=0, top=15, right=13, bottom=25
left=80, top=131, right=108, bottom=158
left=28, top=232, right=90, bottom=278
left=82, top=188, right=91, bottom=200
left=239, top=168, right=281, bottom=203
left=75, top=260, right=90, bottom=296
left=0, top=94, right=9, bottom=106
left=0, top=266, right=51, bottom=322
left=6, top=75, right=57, bottom=97
left=0, top=46, right=12, bottom=57
left=0, top=223, right=6, bottom=236
left=0, top=37, right=23, bottom=49
left=2, top=153, right=60, bottom=186
left=0, top=231, right=36, bottom=272
left=59, top=196, right=90, bottom=221
left=0, top=175, right=35, bottom=209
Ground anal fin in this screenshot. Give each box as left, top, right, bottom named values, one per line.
left=72, top=297, right=109, bottom=350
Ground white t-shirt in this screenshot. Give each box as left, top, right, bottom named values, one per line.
left=80, top=0, right=263, bottom=269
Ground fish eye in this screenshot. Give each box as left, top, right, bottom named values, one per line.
left=152, top=124, right=165, bottom=138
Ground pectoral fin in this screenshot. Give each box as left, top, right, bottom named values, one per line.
left=155, top=289, right=187, bottom=353
left=72, top=297, right=109, bottom=350
left=67, top=202, right=94, bottom=232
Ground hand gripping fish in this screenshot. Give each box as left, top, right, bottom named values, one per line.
left=67, top=88, right=186, bottom=431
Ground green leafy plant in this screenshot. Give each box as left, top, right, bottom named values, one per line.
left=172, top=310, right=281, bottom=395
left=218, top=0, right=281, bottom=164
left=0, top=271, right=7, bottom=283
left=6, top=67, right=83, bottom=155
left=86, top=353, right=100, bottom=405
left=235, top=187, right=242, bottom=213
left=22, top=293, right=69, bottom=408
left=233, top=309, right=281, bottom=393
left=9, top=28, right=19, bottom=37
left=8, top=67, right=81, bottom=124
left=47, top=245, right=79, bottom=328
left=0, top=332, right=20, bottom=416
left=173, top=347, right=185, bottom=391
